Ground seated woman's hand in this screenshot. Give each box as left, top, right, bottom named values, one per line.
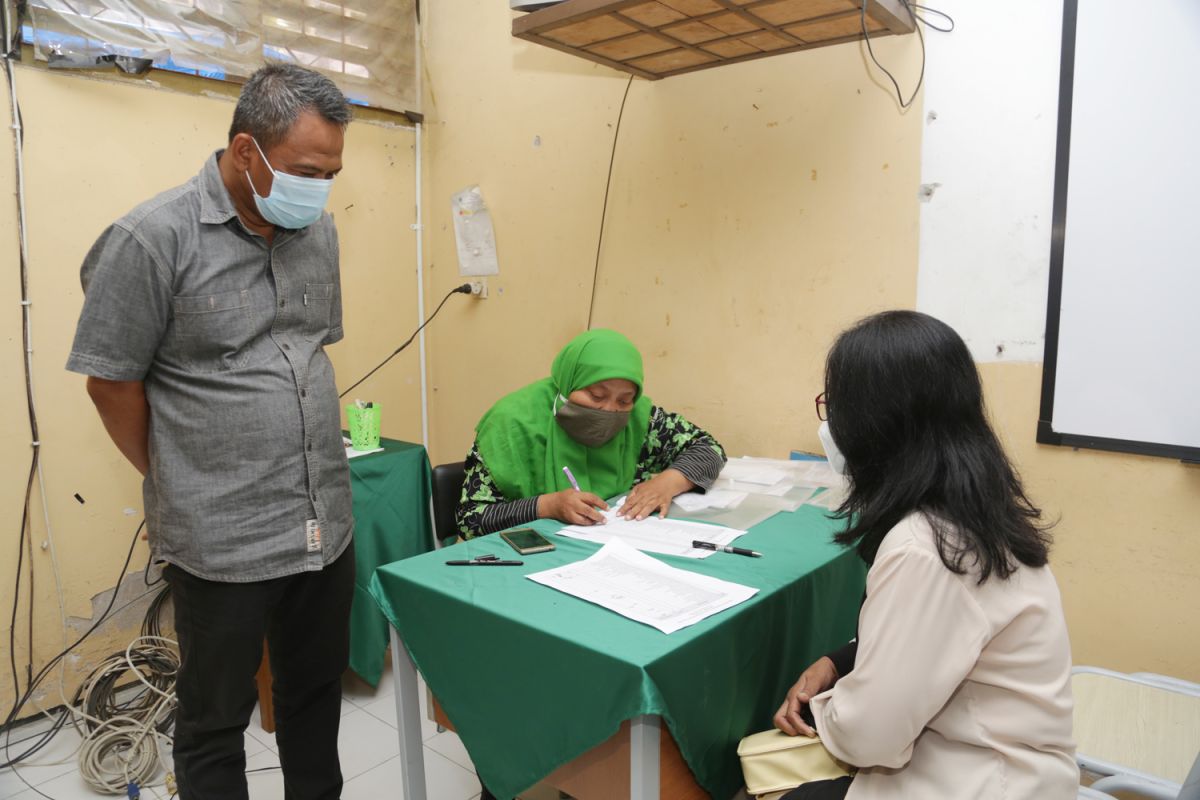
left=538, top=490, right=608, bottom=526
left=773, top=656, right=839, bottom=737
left=619, top=469, right=693, bottom=521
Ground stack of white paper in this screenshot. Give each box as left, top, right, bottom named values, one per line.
left=710, top=456, right=847, bottom=512
left=526, top=540, right=759, bottom=634
left=791, top=460, right=844, bottom=489
left=804, top=484, right=850, bottom=511
left=672, top=488, right=748, bottom=512
left=719, top=460, right=791, bottom=486
left=558, top=500, right=745, bottom=559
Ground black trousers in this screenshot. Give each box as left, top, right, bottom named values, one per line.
left=781, top=776, right=853, bottom=800
left=165, top=542, right=355, bottom=800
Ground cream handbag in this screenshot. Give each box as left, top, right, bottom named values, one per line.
left=737, top=728, right=853, bottom=800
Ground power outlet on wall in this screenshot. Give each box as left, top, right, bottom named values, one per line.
left=469, top=279, right=488, bottom=298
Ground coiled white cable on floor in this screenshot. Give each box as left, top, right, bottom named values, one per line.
left=75, top=635, right=179, bottom=795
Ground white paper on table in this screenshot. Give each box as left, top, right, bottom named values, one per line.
left=672, top=488, right=748, bottom=512
left=526, top=539, right=759, bottom=634
left=343, top=437, right=383, bottom=459
left=718, top=460, right=790, bottom=486
left=759, top=481, right=795, bottom=497
left=558, top=499, right=745, bottom=558
left=792, top=461, right=845, bottom=489
left=787, top=485, right=821, bottom=505
left=805, top=484, right=850, bottom=510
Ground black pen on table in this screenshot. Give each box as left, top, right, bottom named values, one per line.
left=445, top=559, right=524, bottom=566
left=692, top=540, right=761, bottom=558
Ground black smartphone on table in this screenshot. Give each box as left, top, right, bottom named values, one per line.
left=500, top=528, right=556, bottom=555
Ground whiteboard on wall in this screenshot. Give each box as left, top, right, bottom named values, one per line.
left=1038, top=0, right=1200, bottom=462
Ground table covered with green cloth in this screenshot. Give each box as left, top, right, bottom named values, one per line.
left=368, top=504, right=866, bottom=800
left=348, top=437, right=433, bottom=686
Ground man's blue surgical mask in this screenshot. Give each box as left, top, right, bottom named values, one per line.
left=244, top=137, right=333, bottom=229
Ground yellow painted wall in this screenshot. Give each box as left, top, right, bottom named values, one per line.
left=420, top=0, right=1200, bottom=683
left=420, top=0, right=923, bottom=465
left=0, top=63, right=420, bottom=711
left=981, top=363, right=1200, bottom=678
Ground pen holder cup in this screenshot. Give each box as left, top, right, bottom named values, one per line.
left=346, top=404, right=381, bottom=451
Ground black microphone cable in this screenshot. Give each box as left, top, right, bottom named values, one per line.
left=338, top=283, right=472, bottom=399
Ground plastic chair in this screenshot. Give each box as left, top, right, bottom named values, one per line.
left=1082, top=750, right=1200, bottom=799
left=430, top=461, right=466, bottom=548
left=1073, top=666, right=1200, bottom=799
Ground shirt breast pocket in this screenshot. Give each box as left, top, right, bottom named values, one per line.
left=302, top=282, right=334, bottom=341
left=172, top=289, right=255, bottom=372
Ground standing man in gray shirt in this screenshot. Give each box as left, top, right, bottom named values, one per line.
left=68, top=64, right=355, bottom=800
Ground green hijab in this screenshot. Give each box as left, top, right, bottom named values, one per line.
left=476, top=329, right=653, bottom=501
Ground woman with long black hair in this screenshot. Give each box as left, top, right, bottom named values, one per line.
left=773, top=311, right=1078, bottom=800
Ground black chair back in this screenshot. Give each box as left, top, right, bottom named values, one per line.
left=430, top=461, right=467, bottom=547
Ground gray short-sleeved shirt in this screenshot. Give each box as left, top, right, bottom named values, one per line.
left=67, top=151, right=353, bottom=582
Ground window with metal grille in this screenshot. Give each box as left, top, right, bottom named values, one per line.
left=25, top=0, right=419, bottom=115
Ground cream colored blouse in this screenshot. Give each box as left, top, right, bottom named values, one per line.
left=810, top=512, right=1078, bottom=800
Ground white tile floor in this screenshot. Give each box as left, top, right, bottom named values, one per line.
left=0, top=671, right=488, bottom=800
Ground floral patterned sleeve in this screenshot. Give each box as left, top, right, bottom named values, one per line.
left=456, top=407, right=726, bottom=538
left=454, top=441, right=540, bottom=540
left=634, top=405, right=727, bottom=489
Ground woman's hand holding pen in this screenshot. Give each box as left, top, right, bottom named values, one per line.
left=538, top=489, right=608, bottom=526
left=620, top=469, right=693, bottom=521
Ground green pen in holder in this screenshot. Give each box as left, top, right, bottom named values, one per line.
left=346, top=402, right=381, bottom=450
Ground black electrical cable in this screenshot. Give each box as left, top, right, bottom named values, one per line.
left=585, top=74, right=634, bottom=331
left=1, top=578, right=164, bottom=777
left=2, top=708, right=69, bottom=777
left=141, top=585, right=171, bottom=640
left=911, top=3, right=955, bottom=33
left=2, top=16, right=48, bottom=787
left=3, top=9, right=40, bottom=736
left=338, top=283, right=472, bottom=399
left=2, top=520, right=145, bottom=772
left=8, top=455, right=37, bottom=719
left=142, top=549, right=164, bottom=588
left=72, top=642, right=178, bottom=736
left=859, top=0, right=953, bottom=110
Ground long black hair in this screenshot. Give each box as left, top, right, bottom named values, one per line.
left=826, top=310, right=1051, bottom=582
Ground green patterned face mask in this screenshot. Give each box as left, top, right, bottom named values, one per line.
left=554, top=398, right=631, bottom=447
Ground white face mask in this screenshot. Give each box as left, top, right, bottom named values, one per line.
left=818, top=420, right=847, bottom=475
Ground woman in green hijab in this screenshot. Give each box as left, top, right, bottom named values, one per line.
left=455, top=329, right=726, bottom=539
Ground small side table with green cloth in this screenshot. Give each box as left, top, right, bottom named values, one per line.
left=348, top=437, right=433, bottom=686
left=369, top=504, right=866, bottom=800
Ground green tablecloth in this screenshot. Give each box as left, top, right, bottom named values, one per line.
left=348, top=437, right=433, bottom=686
left=369, top=505, right=866, bottom=800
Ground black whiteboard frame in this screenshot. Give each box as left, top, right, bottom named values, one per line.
left=1037, top=0, right=1200, bottom=464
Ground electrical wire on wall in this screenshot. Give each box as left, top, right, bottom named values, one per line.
left=338, top=282, right=473, bottom=400
left=859, top=0, right=955, bottom=109
left=585, top=74, right=635, bottom=331
left=2, top=0, right=46, bottom=744
left=2, top=520, right=139, bottom=722
left=0, top=14, right=180, bottom=800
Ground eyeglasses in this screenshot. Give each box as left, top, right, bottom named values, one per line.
left=815, top=392, right=828, bottom=422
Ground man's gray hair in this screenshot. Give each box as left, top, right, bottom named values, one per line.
left=229, top=63, right=352, bottom=149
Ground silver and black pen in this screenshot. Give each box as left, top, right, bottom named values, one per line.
left=446, top=554, right=524, bottom=566
left=692, top=540, right=761, bottom=558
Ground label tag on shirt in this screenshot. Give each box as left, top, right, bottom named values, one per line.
left=306, top=519, right=322, bottom=553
